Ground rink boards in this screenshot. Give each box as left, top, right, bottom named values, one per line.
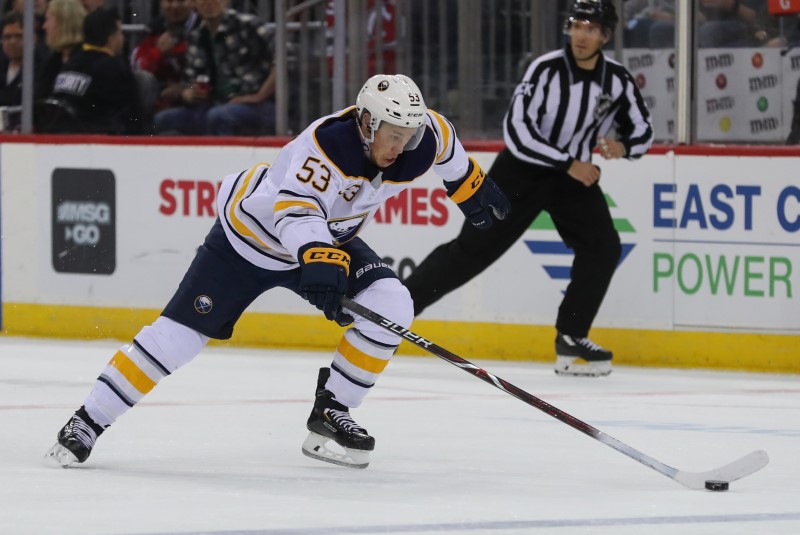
left=0, top=137, right=797, bottom=372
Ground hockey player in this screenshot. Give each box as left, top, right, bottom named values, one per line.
left=404, top=0, right=654, bottom=377
left=45, top=74, right=510, bottom=469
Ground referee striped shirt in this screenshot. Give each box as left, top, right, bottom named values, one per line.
left=503, top=46, right=654, bottom=170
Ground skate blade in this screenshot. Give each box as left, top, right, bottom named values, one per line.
left=301, top=432, right=370, bottom=469
left=44, top=443, right=80, bottom=468
left=554, top=356, right=612, bottom=377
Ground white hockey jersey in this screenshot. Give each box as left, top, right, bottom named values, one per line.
left=216, top=106, right=474, bottom=271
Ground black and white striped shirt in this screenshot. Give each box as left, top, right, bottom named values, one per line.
left=503, top=46, right=653, bottom=170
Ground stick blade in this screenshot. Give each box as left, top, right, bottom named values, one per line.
left=673, top=450, right=769, bottom=490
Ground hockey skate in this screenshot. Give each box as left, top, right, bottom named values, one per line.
left=302, top=368, right=375, bottom=469
left=45, top=406, right=104, bottom=468
left=554, top=332, right=613, bottom=377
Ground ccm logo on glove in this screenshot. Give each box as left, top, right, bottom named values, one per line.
left=445, top=157, right=511, bottom=229
left=298, top=243, right=353, bottom=326
left=302, top=248, right=351, bottom=273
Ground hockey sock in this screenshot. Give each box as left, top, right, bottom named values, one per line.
left=83, top=316, right=208, bottom=427
left=327, top=328, right=398, bottom=408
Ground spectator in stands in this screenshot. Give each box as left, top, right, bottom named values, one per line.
left=153, top=0, right=276, bottom=136
left=38, top=0, right=86, bottom=99
left=623, top=0, right=675, bottom=48
left=787, top=77, right=800, bottom=144
left=4, top=0, right=49, bottom=64
left=325, top=0, right=398, bottom=75
left=784, top=14, right=800, bottom=144
left=131, top=0, right=199, bottom=113
left=80, top=0, right=105, bottom=13
left=49, top=7, right=142, bottom=134
left=0, top=11, right=37, bottom=107
left=4, top=0, right=47, bottom=25
left=6, top=0, right=48, bottom=17
left=766, top=12, right=800, bottom=49
left=698, top=0, right=771, bottom=47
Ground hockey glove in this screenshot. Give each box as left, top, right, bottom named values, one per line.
left=298, top=242, right=353, bottom=325
left=445, top=158, right=511, bottom=229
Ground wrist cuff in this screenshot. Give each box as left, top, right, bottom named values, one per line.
left=448, top=157, right=485, bottom=204
left=299, top=243, right=351, bottom=275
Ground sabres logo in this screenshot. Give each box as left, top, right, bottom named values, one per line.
left=328, top=213, right=368, bottom=245
left=194, top=295, right=213, bottom=314
left=377, top=80, right=389, bottom=91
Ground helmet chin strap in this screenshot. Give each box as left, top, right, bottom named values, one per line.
left=359, top=130, right=374, bottom=159
left=357, top=113, right=376, bottom=158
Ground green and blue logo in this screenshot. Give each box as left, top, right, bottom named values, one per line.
left=523, top=194, right=636, bottom=290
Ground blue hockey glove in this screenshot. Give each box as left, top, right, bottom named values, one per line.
left=445, top=158, right=511, bottom=229
left=298, top=242, right=353, bottom=324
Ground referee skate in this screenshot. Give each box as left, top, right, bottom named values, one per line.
left=554, top=332, right=613, bottom=377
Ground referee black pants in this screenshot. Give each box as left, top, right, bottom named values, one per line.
left=404, top=149, right=621, bottom=338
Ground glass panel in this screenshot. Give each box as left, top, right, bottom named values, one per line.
left=622, top=0, right=677, bottom=143
left=53, top=0, right=800, bottom=144
left=694, top=1, right=795, bottom=143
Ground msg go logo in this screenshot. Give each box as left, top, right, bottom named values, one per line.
left=52, top=167, right=116, bottom=275
left=56, top=201, right=111, bottom=245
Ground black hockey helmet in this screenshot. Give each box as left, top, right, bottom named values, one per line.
left=565, top=0, right=619, bottom=35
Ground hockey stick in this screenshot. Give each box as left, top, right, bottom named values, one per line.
left=341, top=297, right=769, bottom=491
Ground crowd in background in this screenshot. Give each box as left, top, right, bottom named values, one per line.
left=0, top=0, right=276, bottom=135
left=623, top=0, right=800, bottom=49
left=2, top=0, right=800, bottom=140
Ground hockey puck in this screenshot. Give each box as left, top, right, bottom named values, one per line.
left=704, top=480, right=729, bottom=491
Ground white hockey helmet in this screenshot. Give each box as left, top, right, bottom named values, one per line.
left=356, top=74, right=427, bottom=150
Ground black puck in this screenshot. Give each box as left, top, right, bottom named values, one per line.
left=705, top=480, right=729, bottom=491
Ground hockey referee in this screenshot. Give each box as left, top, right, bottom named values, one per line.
left=405, top=0, right=654, bottom=377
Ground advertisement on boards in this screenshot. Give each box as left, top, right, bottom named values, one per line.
left=623, top=48, right=675, bottom=142
left=660, top=155, right=800, bottom=330
left=361, top=153, right=678, bottom=329
left=696, top=48, right=784, bottom=142
left=51, top=168, right=116, bottom=275
left=1, top=142, right=799, bottom=335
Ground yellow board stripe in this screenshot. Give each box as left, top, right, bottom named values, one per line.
left=274, top=200, right=320, bottom=213
left=429, top=110, right=451, bottom=161
left=109, top=350, right=157, bottom=394
left=449, top=157, right=485, bottom=204
left=337, top=337, right=389, bottom=374
left=3, top=303, right=798, bottom=374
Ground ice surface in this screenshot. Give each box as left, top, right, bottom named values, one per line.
left=1, top=336, right=798, bottom=535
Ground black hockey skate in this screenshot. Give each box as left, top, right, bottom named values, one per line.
left=45, top=406, right=105, bottom=467
left=302, top=367, right=375, bottom=469
left=554, top=332, right=613, bottom=377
